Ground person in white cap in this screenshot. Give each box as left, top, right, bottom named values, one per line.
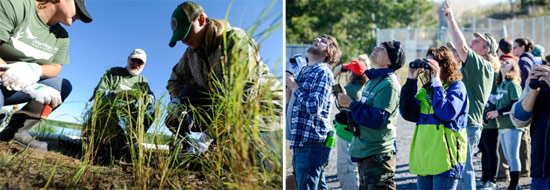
left=85, top=48, right=155, bottom=162
left=0, top=0, right=92, bottom=151
left=441, top=1, right=498, bottom=189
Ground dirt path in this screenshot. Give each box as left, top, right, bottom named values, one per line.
left=286, top=114, right=533, bottom=189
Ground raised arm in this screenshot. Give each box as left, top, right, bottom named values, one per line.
left=441, top=0, right=468, bottom=61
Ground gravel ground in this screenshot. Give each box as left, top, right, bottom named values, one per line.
left=285, top=113, right=533, bottom=190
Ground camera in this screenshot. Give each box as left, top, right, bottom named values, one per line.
left=332, top=84, right=344, bottom=96
left=529, top=62, right=549, bottom=89
left=409, top=59, right=431, bottom=70
left=287, top=54, right=308, bottom=76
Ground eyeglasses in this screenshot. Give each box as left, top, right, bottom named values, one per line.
left=131, top=58, right=144, bottom=65
left=513, top=46, right=517, bottom=49
left=314, top=37, right=330, bottom=45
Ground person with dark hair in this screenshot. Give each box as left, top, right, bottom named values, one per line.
left=286, top=34, right=341, bottom=190
left=486, top=58, right=524, bottom=190
left=166, top=1, right=282, bottom=155
left=509, top=63, right=550, bottom=189
left=336, top=40, right=404, bottom=190
left=0, top=0, right=92, bottom=151
left=441, top=1, right=497, bottom=189
left=513, top=38, right=535, bottom=89
left=333, top=59, right=369, bottom=190
left=498, top=38, right=518, bottom=63
left=400, top=46, right=467, bottom=190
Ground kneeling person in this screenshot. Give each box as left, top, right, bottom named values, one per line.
left=85, top=48, right=155, bottom=162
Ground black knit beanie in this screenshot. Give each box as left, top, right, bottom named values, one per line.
left=382, top=40, right=405, bottom=70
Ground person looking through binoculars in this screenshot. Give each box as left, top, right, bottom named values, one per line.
left=400, top=46, right=468, bottom=190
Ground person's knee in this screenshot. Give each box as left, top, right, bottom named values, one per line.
left=37, top=77, right=72, bottom=100
left=60, top=78, right=72, bottom=100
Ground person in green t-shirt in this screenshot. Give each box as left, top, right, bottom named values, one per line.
left=333, top=58, right=369, bottom=190
left=84, top=49, right=155, bottom=162
left=441, top=1, right=498, bottom=189
left=486, top=58, right=523, bottom=190
left=337, top=40, right=404, bottom=190
left=0, top=0, right=92, bottom=151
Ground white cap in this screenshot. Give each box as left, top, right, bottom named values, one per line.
left=129, top=48, right=147, bottom=63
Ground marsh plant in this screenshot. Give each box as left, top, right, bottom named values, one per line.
left=75, top=1, right=283, bottom=189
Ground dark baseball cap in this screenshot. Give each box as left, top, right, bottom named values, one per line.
left=169, top=1, right=204, bottom=47
left=74, top=0, right=92, bottom=23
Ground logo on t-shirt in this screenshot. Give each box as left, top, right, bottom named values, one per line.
left=11, top=27, right=56, bottom=60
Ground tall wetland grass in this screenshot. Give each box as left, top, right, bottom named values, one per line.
left=74, top=1, right=282, bottom=189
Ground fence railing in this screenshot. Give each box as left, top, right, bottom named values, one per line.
left=377, top=15, right=550, bottom=63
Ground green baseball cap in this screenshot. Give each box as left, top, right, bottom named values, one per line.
left=169, top=1, right=204, bottom=47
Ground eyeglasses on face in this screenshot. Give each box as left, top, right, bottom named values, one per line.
left=131, top=58, right=144, bottom=65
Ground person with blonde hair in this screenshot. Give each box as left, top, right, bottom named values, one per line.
left=0, top=0, right=92, bottom=151
left=486, top=58, right=523, bottom=189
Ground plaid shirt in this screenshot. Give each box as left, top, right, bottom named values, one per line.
left=289, top=62, right=334, bottom=149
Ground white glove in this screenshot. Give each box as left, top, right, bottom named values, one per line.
left=1, top=62, right=42, bottom=91
left=23, top=83, right=62, bottom=108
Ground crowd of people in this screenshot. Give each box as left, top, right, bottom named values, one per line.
left=286, top=1, right=550, bottom=190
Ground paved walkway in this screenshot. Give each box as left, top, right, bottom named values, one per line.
left=285, top=115, right=532, bottom=190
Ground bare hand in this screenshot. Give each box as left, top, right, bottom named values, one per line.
left=486, top=110, right=499, bottom=119
left=533, top=64, right=550, bottom=87
left=427, top=59, right=440, bottom=78
left=338, top=93, right=352, bottom=108
left=333, top=65, right=343, bottom=78
left=408, top=60, right=421, bottom=79
left=285, top=73, right=299, bottom=91
left=440, top=0, right=453, bottom=20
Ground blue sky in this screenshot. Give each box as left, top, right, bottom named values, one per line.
left=45, top=0, right=283, bottom=126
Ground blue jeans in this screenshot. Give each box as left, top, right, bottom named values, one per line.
left=459, top=125, right=481, bottom=190
left=0, top=77, right=72, bottom=107
left=499, top=129, right=522, bottom=172
left=292, top=142, right=332, bottom=190
left=417, top=175, right=459, bottom=190
left=531, top=177, right=550, bottom=190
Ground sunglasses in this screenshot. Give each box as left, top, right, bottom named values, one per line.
left=131, top=58, right=144, bottom=65
left=314, top=37, right=330, bottom=45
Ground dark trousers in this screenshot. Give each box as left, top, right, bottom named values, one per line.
left=165, top=85, right=213, bottom=137
left=480, top=128, right=500, bottom=183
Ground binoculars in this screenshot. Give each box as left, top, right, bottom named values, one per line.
left=529, top=62, right=549, bottom=89
left=409, top=59, right=431, bottom=70
left=529, top=77, right=549, bottom=89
